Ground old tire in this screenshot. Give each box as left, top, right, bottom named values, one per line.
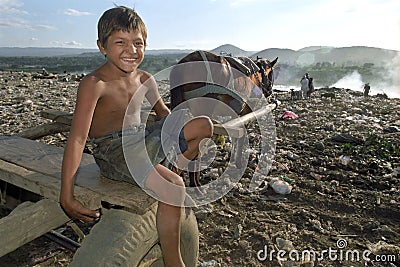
left=70, top=205, right=198, bottom=267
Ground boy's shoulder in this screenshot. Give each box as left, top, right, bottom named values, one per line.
left=138, top=69, right=153, bottom=83
left=80, top=67, right=107, bottom=85
left=137, top=69, right=158, bottom=91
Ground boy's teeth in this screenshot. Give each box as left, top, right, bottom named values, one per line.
left=123, top=58, right=136, bottom=61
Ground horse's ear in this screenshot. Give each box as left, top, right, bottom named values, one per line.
left=271, top=57, right=278, bottom=67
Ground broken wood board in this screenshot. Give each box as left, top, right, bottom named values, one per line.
left=0, top=136, right=156, bottom=214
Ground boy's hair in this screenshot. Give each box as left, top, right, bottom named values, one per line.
left=97, top=6, right=147, bottom=48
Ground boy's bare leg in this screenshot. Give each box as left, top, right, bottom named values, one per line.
left=175, top=116, right=214, bottom=171
left=145, top=164, right=186, bottom=267
left=157, top=202, right=184, bottom=267
left=142, top=116, right=212, bottom=266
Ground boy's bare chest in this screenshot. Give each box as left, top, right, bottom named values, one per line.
left=105, top=81, right=145, bottom=103
left=95, top=82, right=146, bottom=121
left=90, top=83, right=146, bottom=136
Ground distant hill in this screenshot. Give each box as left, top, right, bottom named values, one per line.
left=209, top=44, right=254, bottom=57
left=251, top=48, right=298, bottom=64
left=146, top=49, right=194, bottom=55
left=297, top=46, right=333, bottom=52
left=252, top=46, right=399, bottom=66
left=0, top=45, right=398, bottom=66
left=0, top=47, right=99, bottom=57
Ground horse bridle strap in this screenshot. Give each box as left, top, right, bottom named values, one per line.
left=238, top=57, right=260, bottom=75
left=260, top=66, right=268, bottom=89
left=198, top=50, right=235, bottom=90
left=255, top=61, right=272, bottom=96
left=198, top=50, right=214, bottom=84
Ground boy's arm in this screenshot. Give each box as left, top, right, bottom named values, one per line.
left=60, top=76, right=101, bottom=222
left=144, top=72, right=170, bottom=119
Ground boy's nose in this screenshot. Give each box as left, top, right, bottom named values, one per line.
left=126, top=43, right=137, bottom=53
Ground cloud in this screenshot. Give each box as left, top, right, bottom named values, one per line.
left=0, top=0, right=28, bottom=14
left=0, top=0, right=56, bottom=31
left=63, top=41, right=82, bottom=46
left=228, top=0, right=266, bottom=7
left=64, top=8, right=92, bottom=16
left=0, top=18, right=32, bottom=29
left=50, top=40, right=82, bottom=47
left=0, top=18, right=56, bottom=30
left=34, top=24, right=57, bottom=30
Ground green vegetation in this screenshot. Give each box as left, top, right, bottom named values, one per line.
left=0, top=54, right=105, bottom=74
left=340, top=143, right=356, bottom=155
left=0, top=53, right=187, bottom=75
left=362, top=134, right=400, bottom=161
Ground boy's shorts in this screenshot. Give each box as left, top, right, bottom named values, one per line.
left=91, top=110, right=189, bottom=188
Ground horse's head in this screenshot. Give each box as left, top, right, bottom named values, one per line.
left=254, top=57, right=278, bottom=98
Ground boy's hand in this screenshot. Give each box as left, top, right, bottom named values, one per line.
left=61, top=197, right=100, bottom=223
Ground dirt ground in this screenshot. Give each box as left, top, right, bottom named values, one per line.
left=0, top=72, right=399, bottom=266
left=195, top=89, right=400, bottom=267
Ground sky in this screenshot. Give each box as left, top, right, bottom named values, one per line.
left=0, top=0, right=399, bottom=52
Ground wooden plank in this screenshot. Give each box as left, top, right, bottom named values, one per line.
left=16, top=122, right=70, bottom=140
left=40, top=109, right=73, bottom=125
left=0, top=136, right=156, bottom=214
left=0, top=199, right=70, bottom=257
left=0, top=159, right=66, bottom=203
left=0, top=158, right=156, bottom=214
left=0, top=159, right=107, bottom=210
left=40, top=109, right=71, bottom=119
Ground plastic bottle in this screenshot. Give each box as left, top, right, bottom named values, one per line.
left=338, top=155, right=350, bottom=165
left=269, top=177, right=292, bottom=194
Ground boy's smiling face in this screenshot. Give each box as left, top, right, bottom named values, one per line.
left=98, top=29, right=145, bottom=73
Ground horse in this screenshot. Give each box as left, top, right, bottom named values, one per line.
left=169, top=51, right=278, bottom=188
left=169, top=50, right=278, bottom=117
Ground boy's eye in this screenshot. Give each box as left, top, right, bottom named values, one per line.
left=134, top=41, right=144, bottom=47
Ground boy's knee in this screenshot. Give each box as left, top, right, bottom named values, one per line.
left=168, top=172, right=185, bottom=188
left=199, top=116, right=213, bottom=138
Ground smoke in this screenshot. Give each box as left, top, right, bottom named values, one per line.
left=382, top=52, right=400, bottom=98
left=330, top=53, right=400, bottom=98
left=331, top=71, right=364, bottom=91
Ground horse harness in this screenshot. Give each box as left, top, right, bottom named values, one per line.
left=182, top=51, right=274, bottom=114
left=197, top=51, right=272, bottom=97
left=184, top=51, right=243, bottom=103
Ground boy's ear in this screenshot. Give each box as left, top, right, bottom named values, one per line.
left=97, top=40, right=107, bottom=56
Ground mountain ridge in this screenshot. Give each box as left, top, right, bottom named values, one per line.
left=0, top=45, right=398, bottom=65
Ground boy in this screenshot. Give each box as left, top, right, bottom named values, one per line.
left=60, top=6, right=213, bottom=266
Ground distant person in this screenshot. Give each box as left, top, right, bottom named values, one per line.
left=364, top=83, right=370, bottom=97
left=42, top=67, right=49, bottom=76
left=307, top=76, right=315, bottom=98
left=300, top=73, right=309, bottom=99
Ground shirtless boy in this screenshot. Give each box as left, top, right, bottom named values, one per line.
left=60, top=6, right=213, bottom=266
